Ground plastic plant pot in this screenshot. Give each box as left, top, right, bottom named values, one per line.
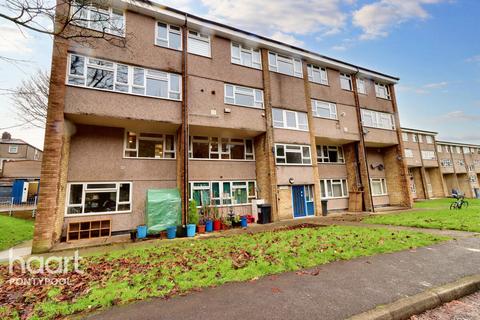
left=205, top=220, right=213, bottom=232
left=240, top=216, right=248, bottom=228
left=166, top=226, right=177, bottom=239
left=197, top=224, right=206, bottom=234
left=213, top=220, right=221, bottom=231
left=137, top=225, right=147, bottom=239
left=186, top=224, right=196, bottom=237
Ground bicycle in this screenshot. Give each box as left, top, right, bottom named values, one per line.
left=450, top=195, right=469, bottom=210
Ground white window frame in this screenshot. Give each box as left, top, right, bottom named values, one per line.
left=66, top=53, right=181, bottom=101
left=34, top=149, right=40, bottom=160
left=123, top=131, right=176, bottom=159
left=426, top=136, right=434, bottom=144
left=370, top=178, right=388, bottom=196
left=437, top=145, right=443, bottom=153
left=456, top=146, right=462, bottom=154
left=224, top=84, right=264, bottom=109
left=8, top=145, right=18, bottom=154
left=187, top=30, right=211, bottom=57
left=375, top=82, right=391, bottom=100
left=340, top=73, right=352, bottom=91
left=268, top=51, right=303, bottom=78
left=65, top=182, right=132, bottom=216
left=307, top=64, right=328, bottom=85
left=317, top=145, right=345, bottom=163
left=356, top=78, right=367, bottom=94
left=189, top=136, right=255, bottom=161
left=71, top=2, right=125, bottom=37
left=155, top=22, right=182, bottom=50
left=189, top=180, right=256, bottom=207
left=418, top=135, right=423, bottom=143
left=275, top=144, right=311, bottom=165
left=320, top=179, right=349, bottom=199
left=421, top=150, right=436, bottom=160
left=231, top=42, right=262, bottom=69
left=463, top=147, right=471, bottom=154
left=361, top=109, right=395, bottom=130
left=412, top=134, right=418, bottom=143
left=272, top=108, right=309, bottom=131
left=402, top=132, right=409, bottom=142
left=404, top=149, right=414, bottom=158
left=441, top=159, right=452, bottom=167
left=311, top=99, right=337, bottom=120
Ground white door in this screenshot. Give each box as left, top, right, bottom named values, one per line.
left=21, top=182, right=29, bottom=203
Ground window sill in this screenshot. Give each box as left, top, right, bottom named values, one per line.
left=224, top=102, right=264, bottom=110
left=317, top=162, right=346, bottom=165
left=188, top=51, right=212, bottom=59
left=154, top=43, right=183, bottom=52
left=189, top=158, right=255, bottom=162
left=372, top=194, right=388, bottom=197
left=273, top=127, right=310, bottom=133
left=375, top=96, right=392, bottom=101
left=123, top=157, right=177, bottom=160
left=275, top=164, right=313, bottom=167
left=321, top=196, right=349, bottom=200
left=312, top=115, right=339, bottom=121
left=309, top=81, right=329, bottom=87
left=268, top=69, right=304, bottom=80
left=231, top=61, right=263, bottom=72
left=65, top=210, right=132, bottom=218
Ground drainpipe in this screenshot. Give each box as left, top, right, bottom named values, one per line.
left=352, top=69, right=375, bottom=213
left=182, top=14, right=189, bottom=225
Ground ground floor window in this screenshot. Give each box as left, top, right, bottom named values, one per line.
left=189, top=181, right=256, bottom=207
left=370, top=178, right=388, bottom=196
left=320, top=179, right=348, bottom=199
left=66, top=182, right=132, bottom=215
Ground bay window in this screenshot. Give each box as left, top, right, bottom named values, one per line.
left=370, top=178, right=388, bottom=196
left=312, top=99, right=337, bottom=120
left=268, top=51, right=303, bottom=78
left=156, top=22, right=182, bottom=50
left=361, top=109, right=395, bottom=130
left=67, top=54, right=181, bottom=100
left=124, top=131, right=175, bottom=159
left=189, top=136, right=254, bottom=160
left=224, top=84, right=264, bottom=109
left=320, top=179, right=348, bottom=199
left=275, top=144, right=311, bottom=165
left=272, top=108, right=308, bottom=131
left=317, top=145, right=344, bottom=163
left=66, top=182, right=132, bottom=215
left=307, top=64, right=328, bottom=85
left=231, top=42, right=261, bottom=69
left=190, top=181, right=256, bottom=207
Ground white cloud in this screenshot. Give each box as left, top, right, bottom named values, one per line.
left=332, top=45, right=347, bottom=51
left=352, top=0, right=444, bottom=40
left=437, top=110, right=480, bottom=122
left=270, top=32, right=304, bottom=47
left=466, top=54, right=480, bottom=64
left=0, top=24, right=32, bottom=54
left=397, top=81, right=449, bottom=94
left=423, top=81, right=448, bottom=89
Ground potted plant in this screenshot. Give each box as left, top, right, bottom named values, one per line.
left=213, top=206, right=221, bottom=231
left=203, top=205, right=213, bottom=232
left=187, top=200, right=199, bottom=237
left=222, top=217, right=232, bottom=230
left=197, top=209, right=206, bottom=234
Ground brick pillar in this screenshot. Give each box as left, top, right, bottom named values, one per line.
left=412, top=168, right=426, bottom=199
left=32, top=39, right=69, bottom=253
left=258, top=49, right=279, bottom=221
left=428, top=167, right=445, bottom=198
left=433, top=140, right=447, bottom=197
left=301, top=62, right=322, bottom=215
left=414, top=134, right=430, bottom=199
left=388, top=85, right=413, bottom=208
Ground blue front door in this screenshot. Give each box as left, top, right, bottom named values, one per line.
left=292, top=185, right=315, bottom=218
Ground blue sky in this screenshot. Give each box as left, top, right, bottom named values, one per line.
left=0, top=0, right=479, bottom=149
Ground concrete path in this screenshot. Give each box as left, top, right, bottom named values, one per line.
left=0, top=240, right=32, bottom=263
left=87, top=233, right=480, bottom=320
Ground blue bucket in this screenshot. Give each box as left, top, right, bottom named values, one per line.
left=166, top=226, right=177, bottom=239
left=205, top=220, right=213, bottom=232
left=240, top=216, right=248, bottom=228
left=137, top=225, right=147, bottom=239
left=186, top=224, right=196, bottom=237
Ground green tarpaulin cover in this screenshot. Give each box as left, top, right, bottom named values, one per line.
left=146, top=189, right=181, bottom=234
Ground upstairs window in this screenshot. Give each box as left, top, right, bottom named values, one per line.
left=402, top=132, right=409, bottom=142
left=404, top=149, right=414, bottom=158
left=275, top=144, right=311, bottom=165
left=156, top=22, right=182, bottom=50
left=463, top=147, right=471, bottom=154
left=231, top=43, right=261, bottom=69
left=437, top=145, right=443, bottom=153
left=340, top=73, right=352, bottom=91
left=268, top=52, right=303, bottom=78
left=375, top=82, right=391, bottom=100
left=124, top=131, right=175, bottom=159
left=272, top=108, right=308, bottom=131
left=71, top=2, right=125, bottom=36
left=421, top=150, right=436, bottom=160
left=307, top=64, right=328, bottom=85
left=188, top=30, right=211, bottom=57
left=456, top=146, right=462, bottom=154
left=67, top=54, right=181, bottom=100
left=412, top=134, right=418, bottom=143
left=189, top=136, right=254, bottom=160
left=224, top=84, right=263, bottom=109
left=8, top=145, right=18, bottom=154
left=361, top=109, right=395, bottom=130
left=317, top=145, right=344, bottom=163
left=356, top=78, right=366, bottom=94
left=425, top=135, right=433, bottom=144
left=312, top=99, right=337, bottom=120
left=441, top=159, right=452, bottom=167
left=418, top=135, right=423, bottom=143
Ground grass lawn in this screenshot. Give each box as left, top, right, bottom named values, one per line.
left=0, top=225, right=447, bottom=319
left=0, top=215, right=34, bottom=251
left=364, top=198, right=480, bottom=232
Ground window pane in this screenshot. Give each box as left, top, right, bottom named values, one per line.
left=332, top=182, right=342, bottom=197
left=70, top=55, right=84, bottom=76
left=193, top=141, right=209, bottom=158
left=157, top=23, right=168, bottom=40
left=119, top=183, right=130, bottom=202
left=169, top=31, right=181, bottom=50
left=84, top=191, right=117, bottom=213
left=87, top=67, right=114, bottom=90
left=278, top=59, right=293, bottom=75
left=170, top=74, right=180, bottom=93
left=212, top=182, right=220, bottom=198
left=165, top=135, right=175, bottom=151
left=139, top=139, right=163, bottom=158
left=248, top=182, right=255, bottom=197
left=276, top=145, right=285, bottom=157
left=272, top=109, right=284, bottom=127
left=241, top=51, right=252, bottom=66
left=69, top=185, right=83, bottom=205
left=235, top=93, right=254, bottom=106
left=285, top=111, right=296, bottom=128
left=286, top=151, right=302, bottom=164
left=146, top=78, right=168, bottom=97
left=126, top=132, right=136, bottom=149
left=116, top=64, right=128, bottom=83
left=133, top=68, right=144, bottom=86
left=231, top=144, right=245, bottom=159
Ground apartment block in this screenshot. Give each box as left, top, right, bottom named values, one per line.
left=32, top=1, right=412, bottom=252
left=401, top=128, right=480, bottom=200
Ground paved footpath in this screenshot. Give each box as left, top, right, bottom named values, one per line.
left=88, top=230, right=480, bottom=320
left=411, top=291, right=480, bottom=319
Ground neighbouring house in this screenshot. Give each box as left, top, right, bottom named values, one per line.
left=33, top=0, right=414, bottom=252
